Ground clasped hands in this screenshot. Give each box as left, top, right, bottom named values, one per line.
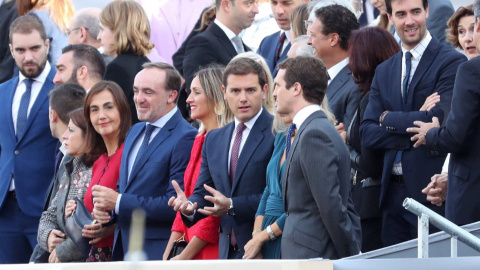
left=168, top=180, right=230, bottom=217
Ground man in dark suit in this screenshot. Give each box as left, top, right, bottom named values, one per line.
left=360, top=0, right=466, bottom=247
left=92, top=63, right=196, bottom=260
left=0, top=15, right=58, bottom=263
left=407, top=0, right=480, bottom=226
left=29, top=83, right=86, bottom=263
left=0, top=0, right=17, bottom=84
left=169, top=58, right=275, bottom=259
left=307, top=5, right=360, bottom=128
left=257, top=0, right=309, bottom=76
left=52, top=44, right=106, bottom=90
left=275, top=56, right=361, bottom=259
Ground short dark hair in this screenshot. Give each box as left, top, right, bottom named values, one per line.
left=84, top=81, right=132, bottom=157
left=386, top=0, right=429, bottom=15
left=62, top=44, right=106, bottom=81
left=9, top=15, right=47, bottom=43
left=68, top=108, right=99, bottom=167
left=446, top=4, right=474, bottom=49
left=315, top=5, right=359, bottom=50
left=278, top=56, right=328, bottom=105
left=348, top=27, right=400, bottom=95
left=49, top=83, right=86, bottom=124
left=223, top=58, right=267, bottom=88
left=142, top=62, right=182, bottom=103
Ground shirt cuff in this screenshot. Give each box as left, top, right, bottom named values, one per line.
left=115, top=194, right=122, bottom=215
left=181, top=201, right=196, bottom=221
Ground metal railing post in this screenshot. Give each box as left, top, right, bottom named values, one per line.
left=418, top=213, right=429, bottom=258
left=451, top=236, right=458, bottom=257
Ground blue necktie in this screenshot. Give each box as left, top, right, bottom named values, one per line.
left=395, top=51, right=412, bottom=164
left=134, top=124, right=156, bottom=166
left=16, top=79, right=34, bottom=140
left=285, top=123, right=297, bottom=157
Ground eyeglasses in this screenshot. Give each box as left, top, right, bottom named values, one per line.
left=65, top=27, right=87, bottom=36
left=304, top=20, right=313, bottom=31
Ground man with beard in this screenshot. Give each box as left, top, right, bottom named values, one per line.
left=53, top=44, right=106, bottom=91
left=0, top=15, right=57, bottom=263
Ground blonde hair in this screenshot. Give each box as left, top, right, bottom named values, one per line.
left=194, top=65, right=233, bottom=133
left=18, top=0, right=75, bottom=31
left=100, top=0, right=154, bottom=56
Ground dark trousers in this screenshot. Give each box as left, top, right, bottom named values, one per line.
left=228, top=244, right=243, bottom=259
left=0, top=192, right=38, bottom=264
left=381, top=180, right=444, bottom=247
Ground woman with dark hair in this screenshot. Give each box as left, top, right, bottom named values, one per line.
left=164, top=65, right=232, bottom=260
left=37, top=108, right=97, bottom=263
left=347, top=27, right=400, bottom=252
left=64, top=81, right=131, bottom=262
left=446, top=5, right=478, bottom=60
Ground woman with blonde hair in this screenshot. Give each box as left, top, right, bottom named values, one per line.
left=164, top=65, right=232, bottom=260
left=98, top=0, right=154, bottom=124
left=16, top=0, right=75, bottom=65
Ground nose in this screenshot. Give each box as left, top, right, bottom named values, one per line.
left=62, top=129, right=69, bottom=141
left=252, top=1, right=259, bottom=14
left=275, top=4, right=284, bottom=15
left=98, top=108, right=106, bottom=119
left=307, top=35, right=313, bottom=45
left=53, top=72, right=62, bottom=85
left=186, top=91, right=194, bottom=104
left=272, top=87, right=278, bottom=99
left=97, top=32, right=101, bottom=41
left=239, top=90, right=248, bottom=103
left=465, top=30, right=474, bottom=43
left=405, top=13, right=415, bottom=26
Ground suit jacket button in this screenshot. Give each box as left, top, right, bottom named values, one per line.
left=14, top=150, right=19, bottom=155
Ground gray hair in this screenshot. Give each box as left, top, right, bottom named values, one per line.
left=293, top=35, right=314, bottom=56
left=475, top=0, right=480, bottom=20
left=72, top=8, right=101, bottom=40
left=308, top=0, right=358, bottom=21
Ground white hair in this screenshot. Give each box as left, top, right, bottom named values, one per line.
left=308, top=0, right=359, bottom=21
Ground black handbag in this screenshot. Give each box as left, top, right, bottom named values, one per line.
left=65, top=197, right=95, bottom=258
left=167, top=234, right=188, bottom=260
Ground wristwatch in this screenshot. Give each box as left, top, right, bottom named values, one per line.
left=227, top=198, right=235, bottom=216
left=266, top=225, right=276, bottom=240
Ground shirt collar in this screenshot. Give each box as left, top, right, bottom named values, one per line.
left=233, top=107, right=263, bottom=131
left=148, top=106, right=177, bottom=129
left=280, top=30, right=291, bottom=44
left=292, top=104, right=321, bottom=129
left=18, top=61, right=51, bottom=86
left=401, top=31, right=432, bottom=60
left=327, top=57, right=349, bottom=81
left=214, top=19, right=237, bottom=40
left=59, top=141, right=67, bottom=155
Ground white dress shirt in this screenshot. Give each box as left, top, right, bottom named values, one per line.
left=292, top=104, right=321, bottom=129
left=10, top=62, right=51, bottom=191
left=327, top=57, right=349, bottom=85
left=115, top=106, right=178, bottom=214
left=214, top=19, right=245, bottom=54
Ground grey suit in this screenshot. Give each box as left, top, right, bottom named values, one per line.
left=281, top=110, right=361, bottom=259
left=426, top=0, right=454, bottom=47
left=327, top=65, right=361, bottom=128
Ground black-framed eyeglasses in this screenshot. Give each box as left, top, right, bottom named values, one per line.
left=304, top=20, right=313, bottom=31
left=65, top=27, right=87, bottom=36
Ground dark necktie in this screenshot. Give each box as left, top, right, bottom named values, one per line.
left=229, top=122, right=246, bottom=247
left=54, top=150, right=64, bottom=176
left=134, top=124, right=156, bottom=167
left=402, top=51, right=412, bottom=103
left=274, top=32, right=287, bottom=65
left=16, top=79, right=34, bottom=140
left=285, top=123, right=297, bottom=157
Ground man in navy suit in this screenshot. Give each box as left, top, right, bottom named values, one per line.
left=307, top=5, right=360, bottom=128
left=407, top=0, right=480, bottom=226
left=257, top=0, right=309, bottom=76
left=169, top=58, right=275, bottom=259
left=92, top=62, right=196, bottom=260
left=360, top=0, right=466, bottom=246
left=0, top=15, right=57, bottom=263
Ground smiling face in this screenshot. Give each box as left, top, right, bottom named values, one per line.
left=187, top=76, right=212, bottom=121
left=89, top=90, right=121, bottom=140
left=458, top=15, right=478, bottom=59
left=222, top=73, right=267, bottom=123
left=62, top=119, right=85, bottom=157
left=388, top=0, right=429, bottom=50
left=307, top=18, right=331, bottom=60
left=10, top=30, right=49, bottom=79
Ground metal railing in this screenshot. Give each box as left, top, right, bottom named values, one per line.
left=403, top=198, right=480, bottom=258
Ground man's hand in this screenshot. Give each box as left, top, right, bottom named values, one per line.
left=419, top=92, right=440, bottom=111
left=197, top=184, right=230, bottom=217
left=422, top=172, right=448, bottom=206
left=168, top=180, right=197, bottom=216
left=83, top=223, right=116, bottom=244
left=92, top=203, right=111, bottom=224
left=92, top=185, right=119, bottom=211
left=47, top=229, right=65, bottom=252
left=407, top=117, right=440, bottom=148
left=48, top=248, right=61, bottom=263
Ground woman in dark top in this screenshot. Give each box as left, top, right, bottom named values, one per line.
left=98, top=0, right=153, bottom=124
left=347, top=27, right=400, bottom=252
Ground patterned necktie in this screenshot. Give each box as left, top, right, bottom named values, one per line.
left=16, top=79, right=34, bottom=140
left=232, top=36, right=245, bottom=54
left=230, top=123, right=246, bottom=184
left=285, top=123, right=297, bottom=157
left=402, top=51, right=412, bottom=103
left=274, top=32, right=287, bottom=65
left=134, top=124, right=157, bottom=167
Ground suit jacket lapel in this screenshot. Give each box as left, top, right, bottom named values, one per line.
left=220, top=123, right=235, bottom=195
left=327, top=66, right=350, bottom=100
left=210, top=23, right=237, bottom=58
left=388, top=53, right=404, bottom=111
left=5, top=77, right=19, bottom=140
left=120, top=125, right=143, bottom=190
left=18, top=68, right=55, bottom=143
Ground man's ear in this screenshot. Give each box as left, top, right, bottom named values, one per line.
left=50, top=109, right=58, bottom=122
left=77, top=66, right=88, bottom=81
left=330, top=33, right=340, bottom=47
left=222, top=85, right=227, bottom=100
left=292, top=82, right=302, bottom=97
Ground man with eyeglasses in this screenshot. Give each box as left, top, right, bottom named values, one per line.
left=66, top=8, right=113, bottom=65
left=257, top=0, right=310, bottom=77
